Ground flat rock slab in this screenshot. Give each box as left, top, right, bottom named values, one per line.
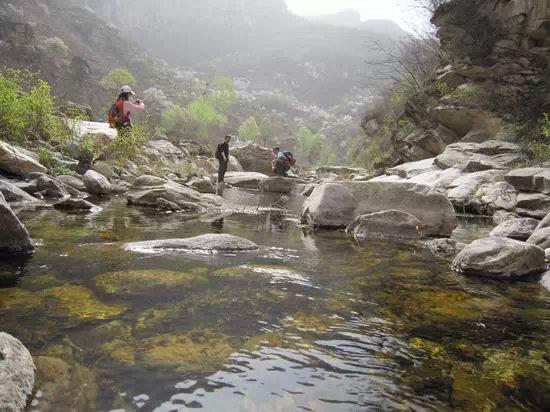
left=125, top=234, right=259, bottom=254
left=527, top=227, right=550, bottom=250
left=505, top=167, right=550, bottom=194
left=259, top=176, right=303, bottom=194
left=223, top=172, right=269, bottom=189
left=435, top=140, right=520, bottom=171
left=452, top=237, right=546, bottom=278
left=0, top=332, right=35, bottom=412
left=53, top=198, right=101, bottom=213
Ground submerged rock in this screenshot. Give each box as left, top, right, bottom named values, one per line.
left=53, top=198, right=100, bottom=213
left=124, top=234, right=259, bottom=253
left=426, top=238, right=467, bottom=258
left=489, top=218, right=539, bottom=241
left=83, top=170, right=111, bottom=196
left=0, top=140, right=47, bottom=177
left=96, top=269, right=208, bottom=295
left=0, top=332, right=35, bottom=412
left=452, top=237, right=546, bottom=278
left=0, top=192, right=34, bottom=255
left=346, top=210, right=424, bottom=240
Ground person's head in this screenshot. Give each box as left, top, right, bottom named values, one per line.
left=118, top=85, right=135, bottom=100
left=273, top=146, right=280, bottom=154
left=224, top=135, right=232, bottom=144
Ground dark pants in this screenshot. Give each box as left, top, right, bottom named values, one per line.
left=276, top=162, right=290, bottom=176
left=218, top=160, right=228, bottom=182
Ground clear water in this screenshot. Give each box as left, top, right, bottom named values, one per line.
left=1, top=189, right=548, bottom=411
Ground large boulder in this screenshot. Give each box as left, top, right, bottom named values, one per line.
left=259, top=176, right=302, bottom=194
left=68, top=120, right=117, bottom=149
left=408, top=167, right=463, bottom=191
left=426, top=238, right=467, bottom=258
left=489, top=218, right=539, bottom=241
left=452, top=237, right=546, bottom=278
left=0, top=140, right=47, bottom=177
left=195, top=156, right=218, bottom=175
left=125, top=234, right=259, bottom=253
left=471, top=182, right=518, bottom=214
left=224, top=172, right=269, bottom=189
left=53, top=198, right=100, bottom=213
left=231, top=143, right=273, bottom=175
left=446, top=170, right=507, bottom=211
left=83, top=170, right=111, bottom=196
left=0, top=333, right=35, bottom=411
left=346, top=211, right=424, bottom=240
left=127, top=175, right=223, bottom=211
left=301, top=183, right=357, bottom=228
left=0, top=192, right=34, bottom=255
left=302, top=181, right=457, bottom=236
left=505, top=168, right=550, bottom=194
left=434, top=140, right=520, bottom=171
left=527, top=227, right=550, bottom=250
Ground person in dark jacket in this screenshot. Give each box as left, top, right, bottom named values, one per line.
left=215, top=135, right=231, bottom=188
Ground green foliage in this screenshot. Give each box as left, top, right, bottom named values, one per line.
left=102, top=68, right=136, bottom=94
left=238, top=116, right=261, bottom=142
left=353, top=141, right=389, bottom=171
left=0, top=68, right=68, bottom=144
left=107, top=123, right=150, bottom=161
left=64, top=106, right=90, bottom=121
left=297, top=127, right=323, bottom=165
left=434, top=80, right=455, bottom=96
left=319, top=145, right=337, bottom=166
left=38, top=147, right=58, bottom=170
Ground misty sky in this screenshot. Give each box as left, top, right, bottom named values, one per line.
left=284, top=0, right=429, bottom=31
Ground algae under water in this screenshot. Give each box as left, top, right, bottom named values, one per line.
left=0, top=190, right=548, bottom=411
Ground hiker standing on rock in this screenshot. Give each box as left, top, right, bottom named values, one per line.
left=215, top=135, right=231, bottom=194
left=108, top=85, right=145, bottom=129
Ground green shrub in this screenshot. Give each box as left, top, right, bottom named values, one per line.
left=434, top=81, right=455, bottom=96
left=102, top=68, right=136, bottom=94
left=0, top=69, right=67, bottom=144
left=107, top=124, right=150, bottom=161
left=38, top=147, right=58, bottom=170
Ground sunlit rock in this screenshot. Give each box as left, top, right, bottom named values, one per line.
left=0, top=140, right=47, bottom=177
left=124, top=234, right=259, bottom=254
left=489, top=218, right=539, bottom=241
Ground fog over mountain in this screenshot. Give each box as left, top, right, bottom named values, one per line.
left=75, top=0, right=408, bottom=107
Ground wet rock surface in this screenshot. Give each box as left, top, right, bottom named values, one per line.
left=489, top=218, right=539, bottom=241
left=0, top=192, right=34, bottom=255
left=83, top=170, right=111, bottom=196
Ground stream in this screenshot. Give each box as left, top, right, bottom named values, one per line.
left=0, top=189, right=548, bottom=411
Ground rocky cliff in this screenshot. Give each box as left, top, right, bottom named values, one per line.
left=362, top=0, right=550, bottom=170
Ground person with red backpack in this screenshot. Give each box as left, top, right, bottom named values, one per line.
left=107, top=85, right=145, bottom=129
left=272, top=146, right=296, bottom=177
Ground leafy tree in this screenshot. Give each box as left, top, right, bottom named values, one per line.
left=238, top=116, right=261, bottom=142
left=297, top=127, right=323, bottom=165
left=208, top=76, right=238, bottom=112
left=102, top=68, right=136, bottom=94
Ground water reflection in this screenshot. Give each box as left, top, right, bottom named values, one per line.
left=0, top=194, right=548, bottom=411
